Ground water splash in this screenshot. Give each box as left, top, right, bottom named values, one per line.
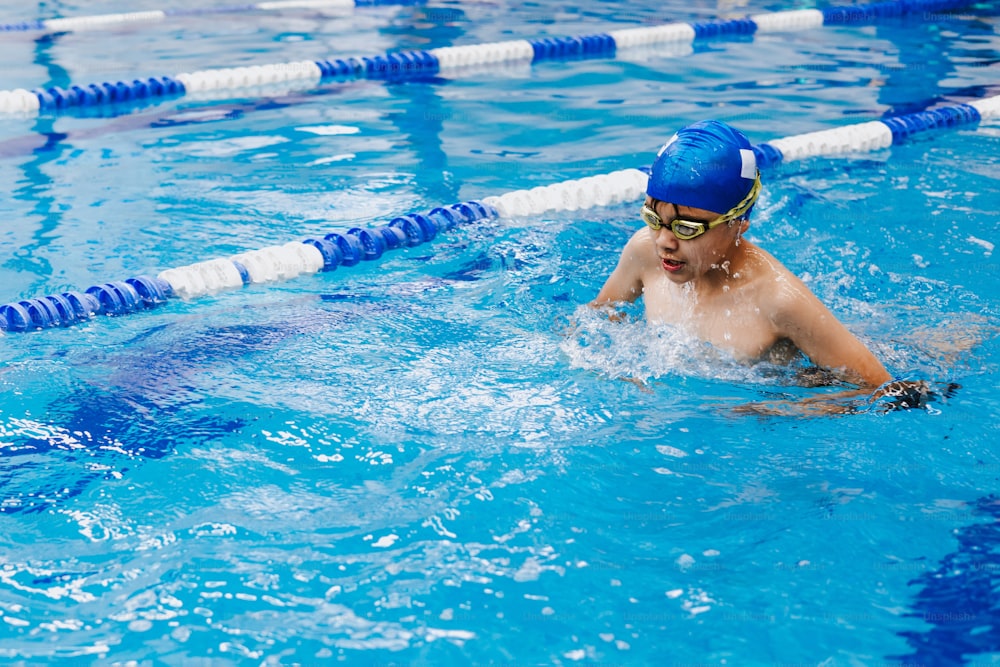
left=561, top=305, right=803, bottom=387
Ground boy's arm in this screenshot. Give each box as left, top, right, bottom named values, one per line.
left=734, top=276, right=903, bottom=417
left=772, top=276, right=892, bottom=389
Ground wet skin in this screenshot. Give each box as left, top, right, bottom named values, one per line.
left=592, top=197, right=892, bottom=389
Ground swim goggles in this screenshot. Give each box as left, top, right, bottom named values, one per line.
left=640, top=171, right=762, bottom=240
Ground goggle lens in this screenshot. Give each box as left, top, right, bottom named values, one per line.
left=640, top=206, right=708, bottom=240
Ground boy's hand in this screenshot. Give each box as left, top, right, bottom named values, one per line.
left=871, top=380, right=960, bottom=412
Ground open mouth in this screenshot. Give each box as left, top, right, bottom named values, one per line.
left=662, top=258, right=685, bottom=273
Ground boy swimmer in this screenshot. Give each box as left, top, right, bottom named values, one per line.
left=591, top=120, right=895, bottom=394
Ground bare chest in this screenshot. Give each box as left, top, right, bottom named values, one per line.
left=641, top=277, right=782, bottom=360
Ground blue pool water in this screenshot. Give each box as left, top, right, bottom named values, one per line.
left=1, top=1, right=999, bottom=664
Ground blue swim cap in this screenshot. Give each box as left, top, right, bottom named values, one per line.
left=646, top=120, right=759, bottom=215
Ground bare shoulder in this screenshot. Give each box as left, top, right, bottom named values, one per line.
left=623, top=227, right=656, bottom=257
left=743, top=244, right=817, bottom=315
left=744, top=243, right=890, bottom=386
left=618, top=228, right=661, bottom=277
left=592, top=228, right=657, bottom=307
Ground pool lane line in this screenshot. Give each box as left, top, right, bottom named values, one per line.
left=482, top=95, right=1000, bottom=214
left=0, top=0, right=981, bottom=117
left=0, top=1, right=424, bottom=34
left=1, top=94, right=997, bottom=334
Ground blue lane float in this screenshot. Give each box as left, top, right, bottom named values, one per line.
left=0, top=0, right=981, bottom=116
left=2, top=96, right=997, bottom=334
left=0, top=277, right=173, bottom=333
left=750, top=100, right=993, bottom=169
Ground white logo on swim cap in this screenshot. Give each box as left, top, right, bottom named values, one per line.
left=740, top=149, right=756, bottom=179
left=657, top=134, right=679, bottom=157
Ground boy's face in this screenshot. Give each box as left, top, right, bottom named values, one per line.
left=642, top=197, right=745, bottom=283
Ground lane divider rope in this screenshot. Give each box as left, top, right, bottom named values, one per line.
left=2, top=95, right=996, bottom=334
left=0, top=0, right=979, bottom=117
left=0, top=1, right=423, bottom=34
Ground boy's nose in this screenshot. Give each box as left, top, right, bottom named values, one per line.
left=656, top=226, right=679, bottom=250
